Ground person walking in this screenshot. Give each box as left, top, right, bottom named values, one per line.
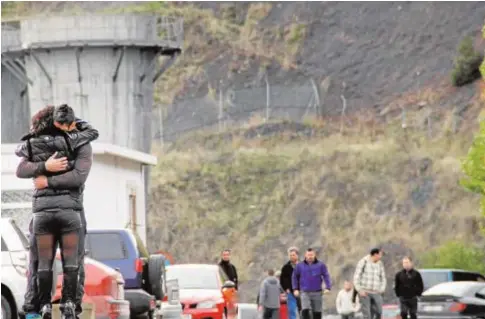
left=292, top=248, right=332, bottom=319
left=258, top=269, right=282, bottom=319
left=353, top=248, right=386, bottom=319
left=280, top=247, right=300, bottom=319
left=394, top=256, right=424, bottom=319
left=336, top=281, right=360, bottom=319
left=219, top=249, right=239, bottom=290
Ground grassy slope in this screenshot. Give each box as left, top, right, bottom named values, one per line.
left=147, top=101, right=484, bottom=303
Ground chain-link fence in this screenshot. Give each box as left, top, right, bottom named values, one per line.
left=152, top=74, right=324, bottom=144
left=151, top=72, right=472, bottom=146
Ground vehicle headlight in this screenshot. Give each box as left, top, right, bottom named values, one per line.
left=196, top=301, right=216, bottom=309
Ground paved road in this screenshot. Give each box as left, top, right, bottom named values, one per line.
left=236, top=304, right=340, bottom=319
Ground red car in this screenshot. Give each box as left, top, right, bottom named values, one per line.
left=165, top=264, right=238, bottom=319
left=52, top=254, right=130, bottom=319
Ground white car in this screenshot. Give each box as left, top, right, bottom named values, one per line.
left=1, top=218, right=29, bottom=319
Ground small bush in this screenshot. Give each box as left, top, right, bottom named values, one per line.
left=451, top=36, right=483, bottom=87
left=420, top=240, right=485, bottom=274
left=481, top=24, right=485, bottom=79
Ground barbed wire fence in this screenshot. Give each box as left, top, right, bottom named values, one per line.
left=151, top=71, right=470, bottom=148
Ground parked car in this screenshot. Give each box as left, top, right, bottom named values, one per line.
left=418, top=268, right=485, bottom=290
left=51, top=254, right=130, bottom=319
left=85, top=229, right=166, bottom=318
left=1, top=218, right=30, bottom=319
left=165, top=264, right=239, bottom=319
left=417, top=281, right=485, bottom=318
left=159, top=278, right=183, bottom=319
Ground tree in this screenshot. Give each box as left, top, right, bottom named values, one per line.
left=461, top=119, right=485, bottom=237
left=420, top=114, right=485, bottom=273
left=451, top=36, right=483, bottom=86
left=420, top=241, right=485, bottom=274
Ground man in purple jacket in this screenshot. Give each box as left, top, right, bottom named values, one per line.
left=292, top=248, right=331, bottom=319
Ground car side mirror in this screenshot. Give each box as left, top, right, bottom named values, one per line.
left=222, top=280, right=236, bottom=289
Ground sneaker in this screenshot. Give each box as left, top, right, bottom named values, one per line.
left=25, top=313, right=41, bottom=319
left=61, top=301, right=76, bottom=319
left=40, top=305, right=52, bottom=319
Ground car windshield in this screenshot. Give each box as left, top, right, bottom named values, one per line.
left=166, top=266, right=219, bottom=290
left=420, top=271, right=449, bottom=289
left=423, top=283, right=473, bottom=297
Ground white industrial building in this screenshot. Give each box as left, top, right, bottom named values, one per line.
left=1, top=143, right=157, bottom=244
left=1, top=14, right=182, bottom=245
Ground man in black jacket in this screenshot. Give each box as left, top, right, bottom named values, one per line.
left=219, top=249, right=239, bottom=290
left=16, top=105, right=97, bottom=319
left=280, top=247, right=300, bottom=319
left=394, top=257, right=424, bottom=319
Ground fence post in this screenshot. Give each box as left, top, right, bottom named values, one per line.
left=158, top=106, right=164, bottom=150
left=310, top=78, right=321, bottom=118
left=426, top=107, right=432, bottom=138
left=218, top=83, right=223, bottom=132
left=339, top=81, right=347, bottom=135
left=401, top=107, right=407, bottom=129
left=265, top=72, right=271, bottom=121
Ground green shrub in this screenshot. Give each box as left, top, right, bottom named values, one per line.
left=451, top=36, right=483, bottom=87
left=481, top=24, right=485, bottom=79
left=420, top=240, right=485, bottom=274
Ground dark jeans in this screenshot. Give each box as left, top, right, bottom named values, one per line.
left=263, top=308, right=279, bottom=319
left=23, top=216, right=86, bottom=314
left=399, top=297, right=418, bottom=319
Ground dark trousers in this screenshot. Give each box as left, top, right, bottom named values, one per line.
left=23, top=219, right=86, bottom=314
left=263, top=308, right=279, bottom=319
left=341, top=315, right=355, bottom=319
left=399, top=297, right=418, bottom=319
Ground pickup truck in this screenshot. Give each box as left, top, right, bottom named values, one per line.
left=85, top=229, right=167, bottom=319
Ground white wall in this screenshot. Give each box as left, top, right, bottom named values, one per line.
left=1, top=146, right=147, bottom=244
left=83, top=154, right=147, bottom=243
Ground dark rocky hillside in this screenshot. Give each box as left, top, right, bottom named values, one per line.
left=3, top=1, right=485, bottom=307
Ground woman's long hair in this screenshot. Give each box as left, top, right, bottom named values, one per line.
left=30, top=105, right=56, bottom=136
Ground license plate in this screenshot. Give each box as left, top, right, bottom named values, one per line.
left=423, top=305, right=443, bottom=312
left=183, top=315, right=192, bottom=319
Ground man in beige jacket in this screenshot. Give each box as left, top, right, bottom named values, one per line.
left=353, top=248, right=386, bottom=319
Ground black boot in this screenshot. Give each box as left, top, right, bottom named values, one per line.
left=312, top=312, right=322, bottom=319
left=38, top=270, right=53, bottom=319
left=301, top=309, right=311, bottom=319
left=61, top=269, right=79, bottom=304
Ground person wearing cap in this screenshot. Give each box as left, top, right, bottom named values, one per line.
left=353, top=248, right=386, bottom=319
left=292, top=248, right=331, bottom=319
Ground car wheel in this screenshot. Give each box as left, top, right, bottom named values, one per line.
left=147, top=255, right=166, bottom=300
left=1, top=295, right=13, bottom=319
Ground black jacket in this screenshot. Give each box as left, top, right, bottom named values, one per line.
left=15, top=122, right=98, bottom=213
left=219, top=260, right=238, bottom=289
left=280, top=261, right=296, bottom=293
left=394, top=268, right=424, bottom=298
